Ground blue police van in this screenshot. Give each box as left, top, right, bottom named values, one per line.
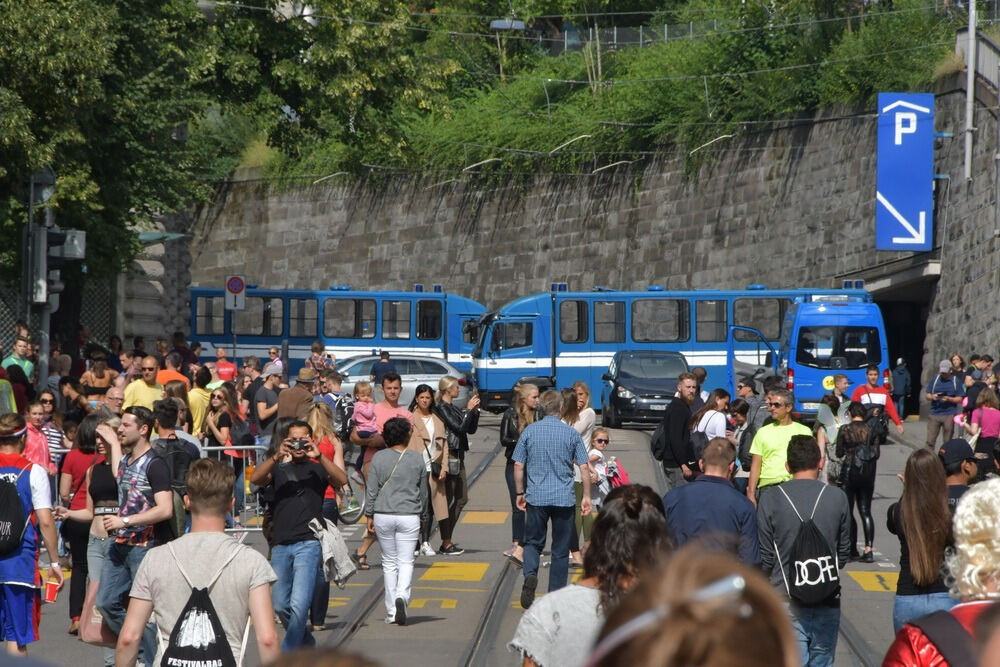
left=472, top=284, right=883, bottom=413
left=189, top=286, right=486, bottom=375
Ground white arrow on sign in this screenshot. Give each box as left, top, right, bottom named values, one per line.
left=876, top=191, right=926, bottom=245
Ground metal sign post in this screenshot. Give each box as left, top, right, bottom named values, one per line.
left=224, top=275, right=245, bottom=365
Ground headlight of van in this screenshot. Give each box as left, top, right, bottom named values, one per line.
left=616, top=385, right=634, bottom=399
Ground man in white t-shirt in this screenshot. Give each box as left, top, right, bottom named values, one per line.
left=116, top=459, right=279, bottom=666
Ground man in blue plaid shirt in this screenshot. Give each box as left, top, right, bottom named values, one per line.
left=512, top=389, right=591, bottom=609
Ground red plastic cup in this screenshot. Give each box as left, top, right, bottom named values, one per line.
left=43, top=578, right=59, bottom=603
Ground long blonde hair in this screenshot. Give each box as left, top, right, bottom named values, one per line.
left=307, top=402, right=336, bottom=442
left=436, top=376, right=459, bottom=403
left=573, top=381, right=591, bottom=410
left=513, top=383, right=538, bottom=433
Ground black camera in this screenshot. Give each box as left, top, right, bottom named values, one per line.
left=289, top=438, right=310, bottom=451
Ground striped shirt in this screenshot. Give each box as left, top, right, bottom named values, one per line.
left=512, top=416, right=588, bottom=507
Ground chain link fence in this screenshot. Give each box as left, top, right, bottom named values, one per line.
left=0, top=279, right=116, bottom=352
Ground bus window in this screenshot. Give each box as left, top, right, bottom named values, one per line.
left=288, top=298, right=318, bottom=338
left=233, top=297, right=283, bottom=336
left=795, top=326, right=882, bottom=369
left=696, top=300, right=727, bottom=342
left=195, top=297, right=224, bottom=335
left=492, top=322, right=533, bottom=351
left=417, top=300, right=442, bottom=340
left=324, top=298, right=376, bottom=339
left=595, top=301, right=625, bottom=343
left=382, top=300, right=411, bottom=340
left=734, top=298, right=789, bottom=340
left=632, top=299, right=689, bottom=342
left=559, top=300, right=588, bottom=344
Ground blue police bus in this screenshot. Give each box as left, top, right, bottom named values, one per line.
left=189, top=286, right=486, bottom=375
left=472, top=285, right=885, bottom=414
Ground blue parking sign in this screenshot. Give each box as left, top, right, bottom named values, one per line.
left=876, top=93, right=934, bottom=251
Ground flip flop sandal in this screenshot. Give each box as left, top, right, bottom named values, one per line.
left=351, top=552, right=371, bottom=570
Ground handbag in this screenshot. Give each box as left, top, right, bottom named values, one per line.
left=447, top=453, right=461, bottom=476
left=422, top=440, right=442, bottom=478
left=80, top=578, right=117, bottom=647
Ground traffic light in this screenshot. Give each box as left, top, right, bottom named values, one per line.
left=31, top=224, right=85, bottom=307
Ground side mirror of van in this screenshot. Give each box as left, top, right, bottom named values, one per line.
left=601, top=373, right=613, bottom=381
left=764, top=351, right=773, bottom=366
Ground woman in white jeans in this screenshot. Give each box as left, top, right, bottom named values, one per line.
left=365, top=416, right=428, bottom=626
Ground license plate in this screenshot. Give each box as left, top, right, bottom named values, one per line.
left=650, top=404, right=666, bottom=411
left=800, top=402, right=820, bottom=411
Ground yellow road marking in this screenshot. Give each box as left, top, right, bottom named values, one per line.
left=847, top=571, right=898, bottom=592
left=413, top=585, right=488, bottom=593
left=420, top=562, right=489, bottom=582
left=328, top=597, right=350, bottom=608
left=460, top=511, right=509, bottom=525
left=410, top=597, right=457, bottom=609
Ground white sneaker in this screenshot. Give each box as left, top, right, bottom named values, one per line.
left=384, top=615, right=396, bottom=624
left=419, top=541, right=436, bottom=556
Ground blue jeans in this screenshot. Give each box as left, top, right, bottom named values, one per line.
left=893, top=592, right=955, bottom=634
left=504, top=461, right=525, bottom=544
left=271, top=539, right=322, bottom=651
left=523, top=504, right=574, bottom=592
left=791, top=604, right=840, bottom=667
left=86, top=535, right=115, bottom=667
left=97, top=542, right=156, bottom=667
left=893, top=395, right=906, bottom=420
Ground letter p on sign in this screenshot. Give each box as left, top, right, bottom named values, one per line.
left=895, top=112, right=917, bottom=145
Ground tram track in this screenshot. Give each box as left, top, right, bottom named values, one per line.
left=328, top=424, right=505, bottom=651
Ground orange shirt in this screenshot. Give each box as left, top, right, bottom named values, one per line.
left=156, top=369, right=190, bottom=390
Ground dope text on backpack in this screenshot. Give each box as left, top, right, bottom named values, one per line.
left=153, top=442, right=193, bottom=542
left=160, top=543, right=248, bottom=667
left=0, top=466, right=30, bottom=556
left=774, top=485, right=840, bottom=606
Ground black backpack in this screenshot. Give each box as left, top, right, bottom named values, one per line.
left=333, top=394, right=355, bottom=444
left=160, top=543, right=246, bottom=667
left=775, top=485, right=841, bottom=606
left=862, top=390, right=889, bottom=444
left=0, top=466, right=30, bottom=556
left=650, top=421, right=667, bottom=461
left=689, top=429, right=710, bottom=466
left=229, top=416, right=254, bottom=450
left=152, top=441, right=193, bottom=541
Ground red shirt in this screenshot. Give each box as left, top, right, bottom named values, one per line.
left=850, top=383, right=902, bottom=426
left=362, top=403, right=413, bottom=465
left=216, top=360, right=237, bottom=382
left=317, top=436, right=339, bottom=500
left=61, top=449, right=104, bottom=510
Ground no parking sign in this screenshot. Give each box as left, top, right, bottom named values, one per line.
left=225, top=275, right=246, bottom=310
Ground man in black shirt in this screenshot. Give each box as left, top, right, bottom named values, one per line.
left=250, top=420, right=346, bottom=651
left=369, top=351, right=396, bottom=386
left=659, top=372, right=698, bottom=491
left=939, top=438, right=977, bottom=511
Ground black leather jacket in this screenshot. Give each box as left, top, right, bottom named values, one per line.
left=500, top=408, right=519, bottom=461
left=500, top=406, right=543, bottom=461
left=434, top=401, right=480, bottom=457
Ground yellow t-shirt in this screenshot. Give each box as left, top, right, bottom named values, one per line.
left=188, top=387, right=211, bottom=436
left=749, top=421, right=813, bottom=487
left=122, top=379, right=164, bottom=411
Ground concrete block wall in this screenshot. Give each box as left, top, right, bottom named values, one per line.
left=185, top=74, right=1000, bottom=384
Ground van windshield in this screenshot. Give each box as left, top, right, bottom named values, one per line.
left=795, top=326, right=882, bottom=370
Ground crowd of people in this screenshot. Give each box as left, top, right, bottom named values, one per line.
left=0, top=328, right=491, bottom=664
left=7, top=325, right=1000, bottom=666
